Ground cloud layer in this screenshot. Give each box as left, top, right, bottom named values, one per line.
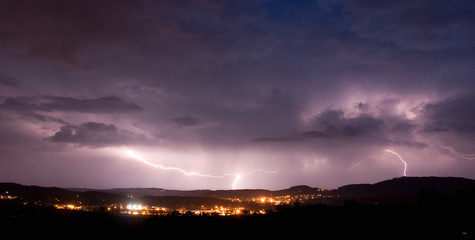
left=46, top=122, right=147, bottom=147
left=0, top=0, right=474, bottom=189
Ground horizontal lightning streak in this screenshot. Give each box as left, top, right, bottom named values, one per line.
left=349, top=149, right=407, bottom=177
left=348, top=155, right=386, bottom=171
left=126, top=149, right=232, bottom=178
left=124, top=149, right=278, bottom=189
left=434, top=139, right=475, bottom=160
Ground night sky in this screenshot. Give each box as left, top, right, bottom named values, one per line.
left=1, top=0, right=475, bottom=190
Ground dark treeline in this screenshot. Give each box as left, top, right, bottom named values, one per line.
left=1, top=187, right=474, bottom=239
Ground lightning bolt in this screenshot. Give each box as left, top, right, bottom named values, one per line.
left=348, top=155, right=386, bottom=171
left=349, top=149, right=407, bottom=177
left=232, top=174, right=241, bottom=190
left=125, top=148, right=278, bottom=189
left=385, top=149, right=407, bottom=177
left=433, top=139, right=475, bottom=160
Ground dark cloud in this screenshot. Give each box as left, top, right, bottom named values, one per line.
left=0, top=0, right=474, bottom=189
left=341, top=0, right=475, bottom=49
left=1, top=95, right=143, bottom=114
left=253, top=109, right=385, bottom=142
left=310, top=110, right=384, bottom=138
left=19, top=111, right=69, bottom=125
left=421, top=94, right=475, bottom=132
left=253, top=130, right=330, bottom=143
left=0, top=0, right=281, bottom=70
left=389, top=139, right=428, bottom=149
left=171, top=116, right=201, bottom=128
left=0, top=0, right=138, bottom=65
left=356, top=102, right=370, bottom=112
left=42, top=96, right=143, bottom=113
left=390, top=123, right=417, bottom=133
left=0, top=73, right=19, bottom=88
left=46, top=122, right=141, bottom=147
left=253, top=105, right=430, bottom=151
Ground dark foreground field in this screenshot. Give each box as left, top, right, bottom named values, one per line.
left=1, top=201, right=473, bottom=239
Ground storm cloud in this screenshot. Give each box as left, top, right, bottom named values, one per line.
left=254, top=105, right=428, bottom=151
left=171, top=116, right=201, bottom=128
left=46, top=122, right=147, bottom=148
left=0, top=0, right=474, bottom=189
left=421, top=94, right=475, bottom=132
left=1, top=95, right=143, bottom=114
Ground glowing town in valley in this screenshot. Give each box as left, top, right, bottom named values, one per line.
left=51, top=188, right=336, bottom=216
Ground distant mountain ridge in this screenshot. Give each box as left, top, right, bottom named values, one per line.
left=0, top=182, right=324, bottom=209
left=72, top=184, right=323, bottom=200
left=0, top=182, right=127, bottom=205
left=334, top=177, right=475, bottom=204
left=2, top=176, right=475, bottom=207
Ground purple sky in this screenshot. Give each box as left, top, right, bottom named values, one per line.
left=1, top=0, right=475, bottom=190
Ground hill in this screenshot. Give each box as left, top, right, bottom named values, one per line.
left=2, top=177, right=475, bottom=239
left=0, top=182, right=127, bottom=205
left=94, top=185, right=323, bottom=198
left=334, top=176, right=475, bottom=204
left=2, top=176, right=475, bottom=207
